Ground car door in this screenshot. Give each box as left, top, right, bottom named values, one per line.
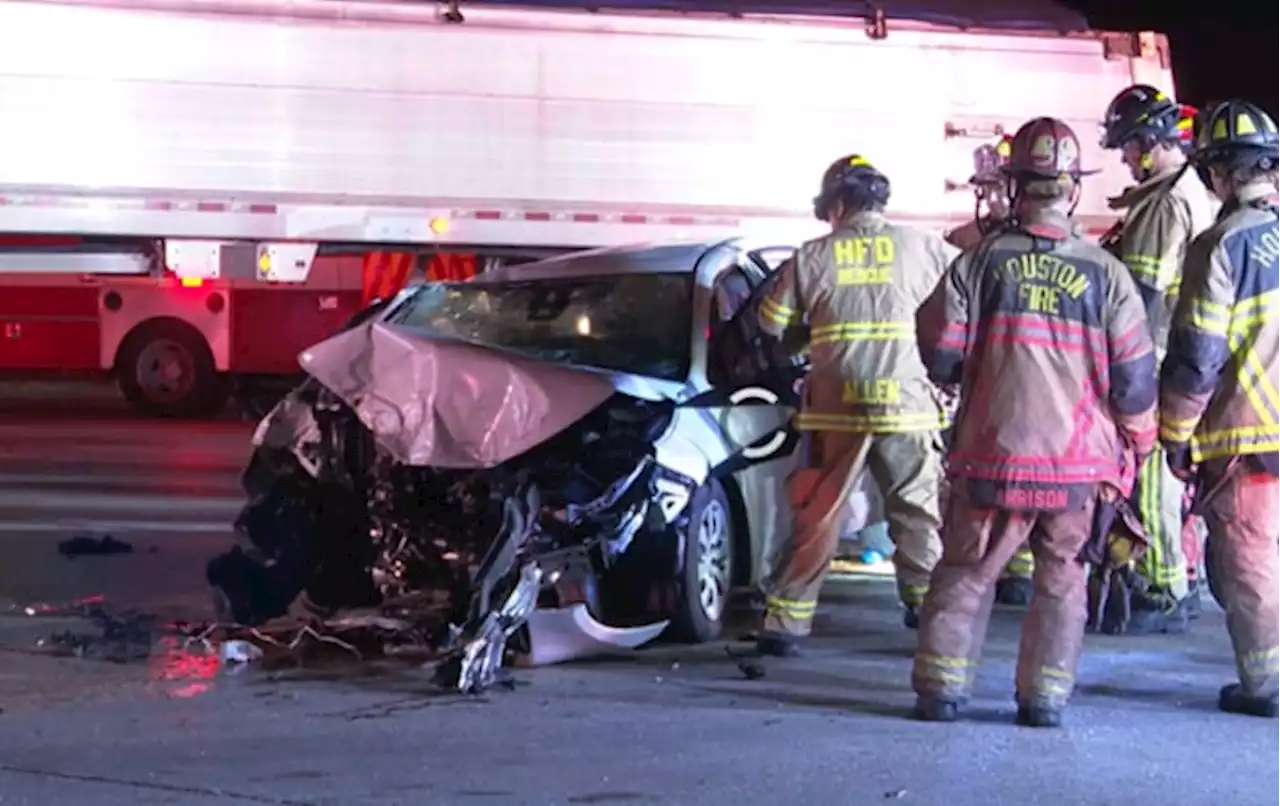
left=704, top=248, right=808, bottom=584
left=679, top=247, right=808, bottom=474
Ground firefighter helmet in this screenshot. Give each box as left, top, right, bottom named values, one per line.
left=1191, top=99, right=1279, bottom=173
left=1100, top=84, right=1182, bottom=150
left=813, top=154, right=891, bottom=221
left=1005, top=117, right=1096, bottom=181
left=969, top=135, right=1014, bottom=186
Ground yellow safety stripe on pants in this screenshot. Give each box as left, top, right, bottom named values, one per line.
left=810, top=320, right=913, bottom=345
left=1004, top=547, right=1035, bottom=577
left=759, top=296, right=799, bottom=327
left=1159, top=412, right=1200, bottom=443
left=796, top=410, right=950, bottom=433
left=915, top=653, right=974, bottom=686
left=898, top=583, right=928, bottom=607
left=1035, top=665, right=1074, bottom=698
left=764, top=596, right=816, bottom=621
left=1238, top=647, right=1280, bottom=681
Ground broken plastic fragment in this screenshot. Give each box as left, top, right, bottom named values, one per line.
left=220, top=640, right=265, bottom=664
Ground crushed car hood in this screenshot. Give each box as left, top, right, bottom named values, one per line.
left=296, top=322, right=618, bottom=469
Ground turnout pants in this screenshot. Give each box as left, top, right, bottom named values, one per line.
left=913, top=484, right=1096, bottom=709
left=1202, top=466, right=1279, bottom=699
left=941, top=478, right=1033, bottom=582
left=763, top=429, right=943, bottom=637
left=1134, top=447, right=1190, bottom=598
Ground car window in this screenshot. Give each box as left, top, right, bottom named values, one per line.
left=749, top=246, right=797, bottom=275
left=710, top=266, right=754, bottom=325
left=390, top=272, right=695, bottom=381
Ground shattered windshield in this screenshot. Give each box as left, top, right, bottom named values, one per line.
left=391, top=272, right=694, bottom=381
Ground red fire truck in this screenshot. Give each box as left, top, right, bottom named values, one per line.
left=0, top=0, right=1174, bottom=416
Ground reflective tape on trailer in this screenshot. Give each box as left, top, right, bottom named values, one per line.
left=0, top=190, right=821, bottom=246
left=0, top=190, right=1116, bottom=247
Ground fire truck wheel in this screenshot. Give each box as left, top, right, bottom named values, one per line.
left=116, top=320, right=229, bottom=419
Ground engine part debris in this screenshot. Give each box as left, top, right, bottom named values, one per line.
left=206, top=374, right=687, bottom=694
left=35, top=607, right=158, bottom=663
left=57, top=535, right=134, bottom=558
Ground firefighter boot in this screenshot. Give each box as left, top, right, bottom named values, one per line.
left=1016, top=702, right=1063, bottom=729
left=913, top=695, right=959, bottom=723
left=1126, top=588, right=1191, bottom=634
left=1218, top=684, right=1279, bottom=718
left=755, top=631, right=802, bottom=658
left=902, top=603, right=920, bottom=630
left=995, top=576, right=1033, bottom=606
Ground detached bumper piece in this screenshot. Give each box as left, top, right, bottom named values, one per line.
left=207, top=383, right=687, bottom=693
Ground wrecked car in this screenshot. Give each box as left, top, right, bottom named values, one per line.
left=207, top=238, right=808, bottom=692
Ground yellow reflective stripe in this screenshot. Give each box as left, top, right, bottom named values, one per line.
left=1234, top=348, right=1280, bottom=429
left=810, top=320, right=913, bottom=345
left=1188, top=297, right=1230, bottom=336
left=1124, top=253, right=1162, bottom=283
left=1005, top=547, right=1035, bottom=576
left=796, top=410, right=949, bottom=433
left=1159, top=413, right=1199, bottom=443
left=1226, top=291, right=1279, bottom=348
left=915, top=653, right=974, bottom=685
left=759, top=296, right=798, bottom=327
left=1239, top=647, right=1280, bottom=679
left=1139, top=453, right=1162, bottom=571
left=764, top=596, right=816, bottom=620
left=1036, top=666, right=1074, bottom=697
left=1246, top=350, right=1280, bottom=417
left=1190, top=424, right=1280, bottom=462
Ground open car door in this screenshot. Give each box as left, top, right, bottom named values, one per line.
left=697, top=247, right=810, bottom=476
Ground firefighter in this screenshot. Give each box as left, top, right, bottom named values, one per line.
left=912, top=117, right=1158, bottom=727
left=1159, top=99, right=1279, bottom=718
left=1099, top=85, right=1219, bottom=631
left=944, top=134, right=1036, bottom=607
left=755, top=155, right=953, bottom=656
left=946, top=135, right=1014, bottom=251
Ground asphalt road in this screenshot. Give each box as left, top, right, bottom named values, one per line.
left=0, top=387, right=1275, bottom=806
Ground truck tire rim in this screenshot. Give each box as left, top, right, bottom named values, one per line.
left=135, top=339, right=195, bottom=403
left=696, top=498, right=730, bottom=622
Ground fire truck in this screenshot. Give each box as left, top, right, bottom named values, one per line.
left=0, top=0, right=1179, bottom=417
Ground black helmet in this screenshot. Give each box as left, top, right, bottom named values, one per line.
left=1192, top=99, right=1280, bottom=174
left=1100, top=84, right=1182, bottom=150
left=813, top=155, right=891, bottom=221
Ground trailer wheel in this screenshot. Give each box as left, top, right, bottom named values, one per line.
left=116, top=319, right=228, bottom=418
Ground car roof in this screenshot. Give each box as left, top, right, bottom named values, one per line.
left=474, top=239, right=731, bottom=285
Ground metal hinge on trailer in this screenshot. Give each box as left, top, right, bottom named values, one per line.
left=944, top=120, right=1009, bottom=141
left=1100, top=31, right=1169, bottom=67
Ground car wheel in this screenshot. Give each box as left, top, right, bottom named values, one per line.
left=117, top=320, right=228, bottom=418
left=667, top=477, right=734, bottom=643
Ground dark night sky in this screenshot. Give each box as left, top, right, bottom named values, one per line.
left=1065, top=1, right=1278, bottom=117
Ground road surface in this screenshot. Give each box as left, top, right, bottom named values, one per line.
left=0, top=392, right=1275, bottom=806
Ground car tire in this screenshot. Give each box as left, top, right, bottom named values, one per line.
left=667, top=477, right=734, bottom=644
left=117, top=319, right=228, bottom=418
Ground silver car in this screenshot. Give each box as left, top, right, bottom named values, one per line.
left=207, top=238, right=807, bottom=691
